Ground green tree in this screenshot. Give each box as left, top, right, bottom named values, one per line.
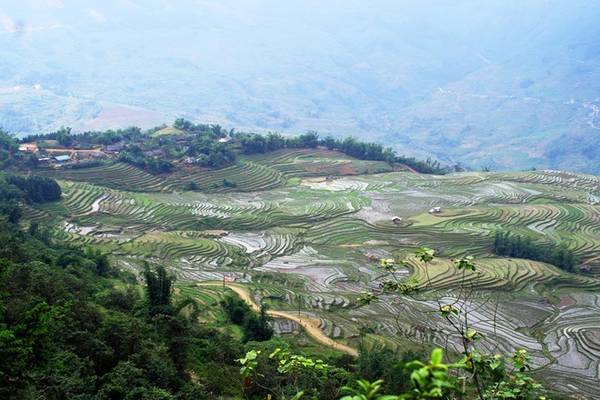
left=144, top=265, right=174, bottom=315
left=55, top=127, right=73, bottom=147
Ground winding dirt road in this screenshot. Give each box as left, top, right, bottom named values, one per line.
left=198, top=282, right=358, bottom=356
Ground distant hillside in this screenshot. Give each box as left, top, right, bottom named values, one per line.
left=1, top=0, right=599, bottom=173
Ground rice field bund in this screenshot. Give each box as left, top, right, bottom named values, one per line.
left=31, top=150, right=600, bottom=396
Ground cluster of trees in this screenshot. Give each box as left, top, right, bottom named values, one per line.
left=186, top=137, right=236, bottom=168
left=23, top=127, right=144, bottom=148
left=239, top=131, right=319, bottom=154
left=352, top=345, right=422, bottom=394
left=0, top=174, right=24, bottom=223
left=170, top=120, right=237, bottom=167
left=238, top=131, right=447, bottom=174
left=493, top=231, right=577, bottom=272
left=0, top=173, right=61, bottom=223
left=6, top=175, right=61, bottom=203
left=0, top=192, right=239, bottom=398
left=15, top=126, right=74, bottom=147
left=327, top=136, right=445, bottom=173
left=173, top=118, right=229, bottom=139
left=22, top=127, right=74, bottom=147
left=324, top=136, right=393, bottom=161
left=118, top=145, right=174, bottom=174
left=54, top=127, right=74, bottom=146
left=220, top=294, right=273, bottom=342
left=77, top=126, right=144, bottom=146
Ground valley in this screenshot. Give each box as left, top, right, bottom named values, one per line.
left=3, top=2, right=600, bottom=397
left=28, top=150, right=600, bottom=396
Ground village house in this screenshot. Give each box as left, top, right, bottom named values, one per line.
left=18, top=142, right=38, bottom=153
left=105, top=142, right=125, bottom=153
left=143, top=149, right=164, bottom=157
left=88, top=151, right=108, bottom=159
left=54, top=155, right=71, bottom=164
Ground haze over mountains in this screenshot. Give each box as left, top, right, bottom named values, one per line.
left=1, top=0, right=599, bottom=173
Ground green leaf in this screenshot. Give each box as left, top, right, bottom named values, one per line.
left=431, top=348, right=443, bottom=365
left=415, top=247, right=435, bottom=263
left=465, top=328, right=481, bottom=341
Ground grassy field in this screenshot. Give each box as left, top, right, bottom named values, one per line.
left=33, top=150, right=600, bottom=396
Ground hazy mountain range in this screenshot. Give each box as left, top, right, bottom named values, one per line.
left=1, top=0, right=599, bottom=173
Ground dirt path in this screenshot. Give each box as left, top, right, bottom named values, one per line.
left=45, top=148, right=107, bottom=155
left=198, top=282, right=358, bottom=356
left=398, top=163, right=419, bottom=174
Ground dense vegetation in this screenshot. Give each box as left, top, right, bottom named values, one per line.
left=493, top=231, right=577, bottom=272
left=0, top=173, right=61, bottom=223
left=118, top=144, right=175, bottom=174
left=0, top=175, right=239, bottom=398
left=220, top=294, right=274, bottom=342
left=0, top=186, right=216, bottom=398
left=23, top=126, right=143, bottom=147
left=6, top=175, right=62, bottom=203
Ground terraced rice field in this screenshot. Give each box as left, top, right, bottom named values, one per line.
left=38, top=162, right=170, bottom=192
left=32, top=154, right=600, bottom=397
left=167, top=161, right=287, bottom=192
left=246, top=148, right=395, bottom=177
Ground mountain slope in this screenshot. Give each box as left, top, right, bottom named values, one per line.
left=1, top=0, right=599, bottom=172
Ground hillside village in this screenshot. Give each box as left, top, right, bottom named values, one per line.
left=17, top=124, right=230, bottom=169
left=11, top=119, right=448, bottom=175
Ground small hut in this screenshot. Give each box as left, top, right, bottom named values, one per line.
left=54, top=155, right=71, bottom=164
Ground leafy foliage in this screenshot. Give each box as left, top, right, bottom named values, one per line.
left=118, top=144, right=174, bottom=174
left=238, top=341, right=351, bottom=400
left=6, top=174, right=61, bottom=203
left=220, top=294, right=274, bottom=342
left=0, top=178, right=243, bottom=398
left=348, top=247, right=549, bottom=400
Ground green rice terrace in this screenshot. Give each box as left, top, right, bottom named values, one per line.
left=28, top=149, right=600, bottom=396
